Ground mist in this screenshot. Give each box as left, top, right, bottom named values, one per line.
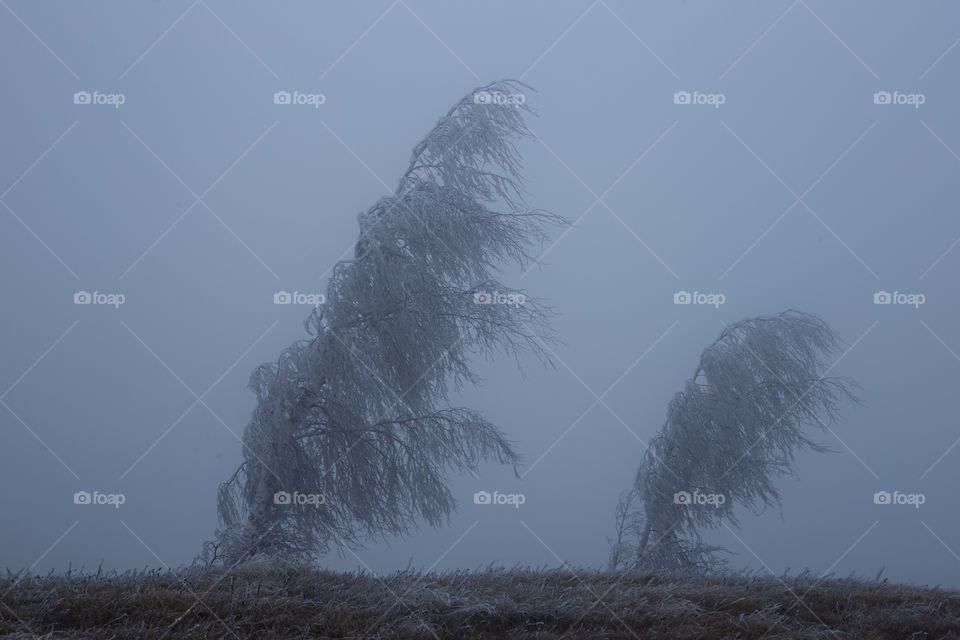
left=2, top=1, right=959, bottom=592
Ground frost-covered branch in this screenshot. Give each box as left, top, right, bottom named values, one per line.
left=610, top=310, right=859, bottom=575
left=202, top=80, right=563, bottom=567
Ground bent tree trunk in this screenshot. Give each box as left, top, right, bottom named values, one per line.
left=236, top=405, right=301, bottom=563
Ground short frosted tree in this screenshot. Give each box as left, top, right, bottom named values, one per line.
left=204, top=80, right=561, bottom=566
left=610, top=310, right=859, bottom=574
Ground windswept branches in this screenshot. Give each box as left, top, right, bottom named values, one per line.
left=204, top=81, right=562, bottom=567
left=611, top=310, right=859, bottom=575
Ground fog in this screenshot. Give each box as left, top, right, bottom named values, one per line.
left=2, top=1, right=959, bottom=588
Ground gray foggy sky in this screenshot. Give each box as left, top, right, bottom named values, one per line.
left=2, top=1, right=960, bottom=587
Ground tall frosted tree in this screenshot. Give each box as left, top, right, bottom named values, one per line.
left=205, top=80, right=561, bottom=566
left=610, top=310, right=859, bottom=574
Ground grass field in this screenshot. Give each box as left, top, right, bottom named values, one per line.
left=2, top=565, right=959, bottom=639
